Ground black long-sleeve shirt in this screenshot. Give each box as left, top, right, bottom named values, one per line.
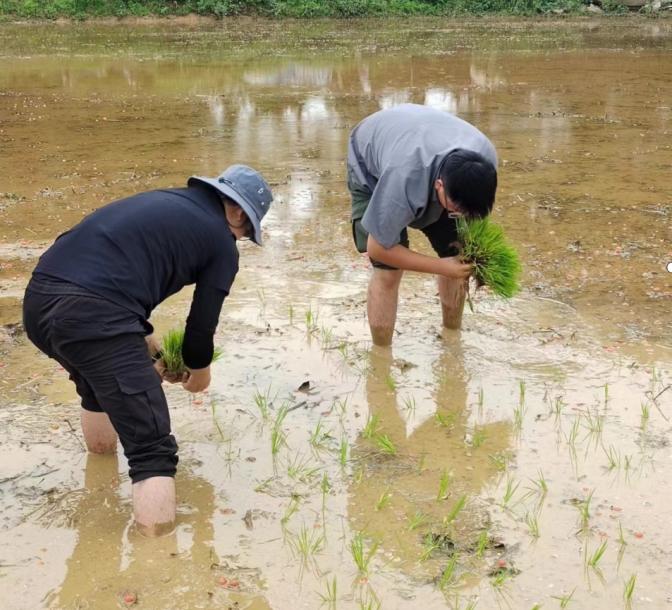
left=34, top=184, right=238, bottom=369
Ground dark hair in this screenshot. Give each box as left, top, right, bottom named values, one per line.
left=440, top=149, right=497, bottom=219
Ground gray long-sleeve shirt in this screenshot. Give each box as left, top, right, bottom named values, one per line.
left=347, top=104, right=497, bottom=249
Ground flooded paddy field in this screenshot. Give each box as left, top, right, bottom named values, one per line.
left=1, top=17, right=671, bottom=610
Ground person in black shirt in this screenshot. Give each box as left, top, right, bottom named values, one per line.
left=23, top=165, right=273, bottom=536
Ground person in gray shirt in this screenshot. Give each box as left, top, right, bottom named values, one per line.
left=347, top=103, right=498, bottom=346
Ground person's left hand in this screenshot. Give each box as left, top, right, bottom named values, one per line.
left=145, top=334, right=161, bottom=358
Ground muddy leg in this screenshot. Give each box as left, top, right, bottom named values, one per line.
left=81, top=409, right=118, bottom=454
left=439, top=276, right=466, bottom=330
left=367, top=268, right=403, bottom=346
left=133, top=476, right=176, bottom=537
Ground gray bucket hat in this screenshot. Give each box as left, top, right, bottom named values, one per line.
left=188, top=164, right=273, bottom=245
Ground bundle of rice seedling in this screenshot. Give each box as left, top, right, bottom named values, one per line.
left=160, top=328, right=223, bottom=376
left=457, top=217, right=521, bottom=300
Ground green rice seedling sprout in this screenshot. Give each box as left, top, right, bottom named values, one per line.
left=519, top=380, right=526, bottom=407
left=502, top=477, right=520, bottom=507
left=576, top=490, right=594, bottom=531
left=456, top=216, right=521, bottom=303
left=524, top=469, right=548, bottom=503
left=305, top=306, right=317, bottom=332
left=603, top=383, right=609, bottom=407
left=438, top=553, right=459, bottom=590
left=210, top=398, right=227, bottom=440
left=385, top=374, right=396, bottom=391
left=583, top=408, right=605, bottom=447
left=160, top=328, right=223, bottom=376
left=310, top=420, right=333, bottom=450
left=470, top=426, right=487, bottom=449
left=362, top=414, right=380, bottom=439
left=271, top=404, right=290, bottom=456
left=489, top=453, right=508, bottom=472
left=288, top=303, right=294, bottom=325
left=320, top=472, right=331, bottom=526
left=491, top=567, right=510, bottom=588
left=435, top=412, right=455, bottom=428
left=281, top=495, right=301, bottom=529
left=253, top=385, right=273, bottom=421
left=336, top=341, right=349, bottom=360
left=477, top=387, right=485, bottom=410
left=640, top=402, right=650, bottom=428
left=551, top=588, right=575, bottom=608
left=402, top=395, right=417, bottom=415
left=407, top=511, right=428, bottom=531
left=319, top=325, right=334, bottom=349
left=553, top=396, right=566, bottom=420
left=287, top=454, right=320, bottom=482
left=437, top=470, right=452, bottom=501
left=338, top=436, right=349, bottom=466
left=445, top=494, right=467, bottom=524
left=291, top=524, right=325, bottom=565
left=587, top=540, right=607, bottom=568
left=475, top=530, right=489, bottom=558
left=350, top=531, right=379, bottom=575
left=374, top=434, right=397, bottom=455
left=566, top=417, right=580, bottom=455
left=271, top=426, right=286, bottom=456
left=375, top=490, right=392, bottom=511
left=420, top=533, right=441, bottom=562
left=604, top=445, right=621, bottom=471
left=513, top=402, right=526, bottom=432
left=318, top=576, right=337, bottom=609
left=623, top=574, right=636, bottom=605
left=525, top=512, right=540, bottom=539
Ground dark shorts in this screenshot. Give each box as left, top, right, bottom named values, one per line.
left=349, top=182, right=460, bottom=270
left=23, top=278, right=178, bottom=483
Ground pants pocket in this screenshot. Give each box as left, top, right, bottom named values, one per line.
left=115, top=369, right=170, bottom=442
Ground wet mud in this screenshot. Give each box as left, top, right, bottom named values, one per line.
left=1, top=17, right=671, bottom=610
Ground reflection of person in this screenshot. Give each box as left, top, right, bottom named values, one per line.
left=347, top=104, right=498, bottom=345
left=348, top=344, right=510, bottom=569
left=22, top=165, right=273, bottom=536
left=52, top=457, right=261, bottom=609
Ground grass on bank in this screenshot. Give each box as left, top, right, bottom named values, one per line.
left=0, top=0, right=629, bottom=20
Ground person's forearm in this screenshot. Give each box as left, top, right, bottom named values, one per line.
left=367, top=235, right=442, bottom=274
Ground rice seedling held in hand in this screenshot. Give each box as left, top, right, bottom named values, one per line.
left=456, top=217, right=521, bottom=306
left=160, top=328, right=223, bottom=377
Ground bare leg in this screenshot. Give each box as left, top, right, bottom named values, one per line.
left=439, top=276, right=466, bottom=330
left=133, top=476, right=176, bottom=537
left=367, top=268, right=403, bottom=346
left=81, top=409, right=118, bottom=454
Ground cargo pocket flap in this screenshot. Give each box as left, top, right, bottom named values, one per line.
left=116, top=368, right=162, bottom=394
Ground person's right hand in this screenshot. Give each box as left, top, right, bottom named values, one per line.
left=182, top=366, right=211, bottom=394
left=436, top=256, right=473, bottom=280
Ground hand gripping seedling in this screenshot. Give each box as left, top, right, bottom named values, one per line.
left=456, top=217, right=521, bottom=311
left=158, top=328, right=223, bottom=378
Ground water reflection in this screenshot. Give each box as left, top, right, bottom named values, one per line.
left=348, top=341, right=511, bottom=573
left=48, top=454, right=271, bottom=609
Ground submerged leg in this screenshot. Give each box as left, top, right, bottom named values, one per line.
left=438, top=276, right=466, bottom=330
left=367, top=268, right=403, bottom=346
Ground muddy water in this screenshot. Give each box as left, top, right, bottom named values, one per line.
left=1, top=17, right=671, bottom=610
